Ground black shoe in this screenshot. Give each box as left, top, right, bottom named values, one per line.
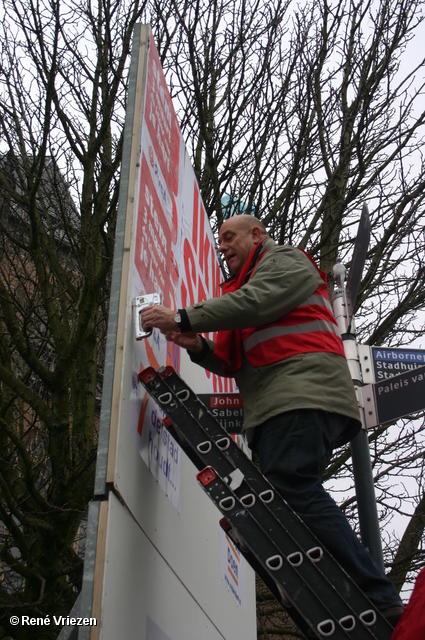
left=380, top=604, right=405, bottom=627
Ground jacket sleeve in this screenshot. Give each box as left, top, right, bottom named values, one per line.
left=186, top=245, right=323, bottom=333
left=187, top=338, right=234, bottom=377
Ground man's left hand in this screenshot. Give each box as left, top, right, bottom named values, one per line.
left=141, top=305, right=178, bottom=333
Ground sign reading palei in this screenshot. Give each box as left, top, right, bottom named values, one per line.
left=128, top=33, right=237, bottom=511
left=368, top=364, right=425, bottom=426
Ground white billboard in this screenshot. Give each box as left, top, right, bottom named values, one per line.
left=78, top=24, right=255, bottom=640
left=126, top=30, right=238, bottom=511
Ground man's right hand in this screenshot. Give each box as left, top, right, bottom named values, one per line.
left=164, top=331, right=204, bottom=355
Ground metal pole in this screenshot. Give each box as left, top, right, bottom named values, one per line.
left=350, top=429, right=385, bottom=570
left=333, top=288, right=385, bottom=571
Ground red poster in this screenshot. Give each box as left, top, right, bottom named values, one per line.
left=144, top=40, right=179, bottom=200
left=135, top=154, right=172, bottom=306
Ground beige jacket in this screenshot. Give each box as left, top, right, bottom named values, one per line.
left=185, top=239, right=361, bottom=445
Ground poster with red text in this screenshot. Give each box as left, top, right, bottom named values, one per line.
left=128, top=33, right=237, bottom=510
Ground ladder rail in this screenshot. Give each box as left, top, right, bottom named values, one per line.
left=198, top=466, right=357, bottom=640
left=138, top=366, right=393, bottom=640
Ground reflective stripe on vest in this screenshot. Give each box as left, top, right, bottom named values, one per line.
left=242, top=283, right=345, bottom=364
left=244, top=318, right=342, bottom=353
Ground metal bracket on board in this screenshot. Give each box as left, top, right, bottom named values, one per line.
left=132, top=293, right=162, bottom=340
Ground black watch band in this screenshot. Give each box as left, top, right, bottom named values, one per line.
left=174, top=309, right=191, bottom=332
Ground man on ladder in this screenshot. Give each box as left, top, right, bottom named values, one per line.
left=141, top=213, right=403, bottom=627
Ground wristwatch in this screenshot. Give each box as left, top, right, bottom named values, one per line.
left=174, top=312, right=182, bottom=327
left=173, top=309, right=191, bottom=332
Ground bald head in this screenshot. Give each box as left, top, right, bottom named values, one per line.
left=218, top=215, right=269, bottom=274
left=220, top=214, right=268, bottom=236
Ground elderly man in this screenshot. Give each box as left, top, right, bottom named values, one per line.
left=141, top=214, right=403, bottom=625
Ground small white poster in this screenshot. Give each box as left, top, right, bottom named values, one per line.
left=218, top=526, right=247, bottom=616
left=137, top=395, right=182, bottom=512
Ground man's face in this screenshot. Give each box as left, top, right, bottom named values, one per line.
left=218, top=218, right=258, bottom=274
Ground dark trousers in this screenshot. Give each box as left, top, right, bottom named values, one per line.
left=251, top=409, right=401, bottom=610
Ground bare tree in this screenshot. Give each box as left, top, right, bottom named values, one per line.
left=152, top=0, right=425, bottom=635
left=0, top=0, right=148, bottom=636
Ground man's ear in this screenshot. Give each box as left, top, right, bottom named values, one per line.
left=251, top=226, right=263, bottom=245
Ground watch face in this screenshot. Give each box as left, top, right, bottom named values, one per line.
left=174, top=313, right=181, bottom=323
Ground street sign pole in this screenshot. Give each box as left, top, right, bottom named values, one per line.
left=349, top=429, right=385, bottom=570
left=333, top=205, right=385, bottom=571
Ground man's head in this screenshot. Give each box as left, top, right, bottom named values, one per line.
left=218, top=214, right=268, bottom=274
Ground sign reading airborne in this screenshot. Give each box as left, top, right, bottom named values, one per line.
left=371, top=346, right=425, bottom=381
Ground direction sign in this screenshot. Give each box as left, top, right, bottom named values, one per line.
left=371, top=346, right=425, bottom=382
left=363, top=363, right=425, bottom=427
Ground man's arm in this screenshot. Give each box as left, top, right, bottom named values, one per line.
left=186, top=245, right=323, bottom=333
left=141, top=244, right=322, bottom=347
left=141, top=310, right=230, bottom=375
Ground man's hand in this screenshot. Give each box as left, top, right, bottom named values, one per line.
left=163, top=331, right=204, bottom=354
left=141, top=305, right=178, bottom=333
left=141, top=305, right=204, bottom=355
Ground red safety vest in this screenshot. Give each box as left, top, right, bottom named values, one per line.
left=215, top=244, right=345, bottom=372
left=242, top=275, right=345, bottom=366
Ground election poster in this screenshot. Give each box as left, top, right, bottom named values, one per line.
left=127, top=33, right=237, bottom=510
